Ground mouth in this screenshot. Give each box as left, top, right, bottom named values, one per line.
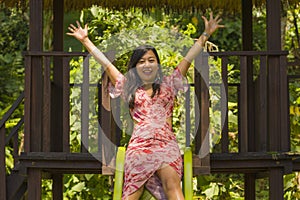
left=142, top=68, right=153, bottom=75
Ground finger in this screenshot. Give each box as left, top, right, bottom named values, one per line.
left=84, top=24, right=88, bottom=29
left=69, top=24, right=77, bottom=30
left=76, top=20, right=82, bottom=28
left=201, top=15, right=208, bottom=23
left=218, top=24, right=225, bottom=28
left=216, top=18, right=223, bottom=24
left=214, top=14, right=221, bottom=21
left=210, top=12, right=213, bottom=20
left=67, top=27, right=76, bottom=33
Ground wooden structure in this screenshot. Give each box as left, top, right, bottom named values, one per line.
left=0, top=0, right=300, bottom=199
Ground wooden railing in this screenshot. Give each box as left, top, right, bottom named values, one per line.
left=0, top=92, right=24, bottom=198
left=21, top=50, right=290, bottom=172
left=0, top=50, right=294, bottom=199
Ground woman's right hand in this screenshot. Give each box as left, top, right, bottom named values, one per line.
left=67, top=21, right=88, bottom=42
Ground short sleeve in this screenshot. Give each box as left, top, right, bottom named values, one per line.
left=108, top=73, right=126, bottom=98
left=164, top=67, right=188, bottom=95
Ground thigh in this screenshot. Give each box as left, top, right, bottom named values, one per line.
left=125, top=185, right=144, bottom=200
left=156, top=164, right=181, bottom=185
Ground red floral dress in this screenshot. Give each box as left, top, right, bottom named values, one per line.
left=109, top=68, right=188, bottom=199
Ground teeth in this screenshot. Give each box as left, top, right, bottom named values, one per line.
left=143, top=69, right=152, bottom=72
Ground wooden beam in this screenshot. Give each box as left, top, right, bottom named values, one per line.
left=242, top=0, right=253, bottom=51
left=51, top=0, right=65, bottom=152
left=266, top=0, right=281, bottom=50
left=29, top=0, right=43, bottom=152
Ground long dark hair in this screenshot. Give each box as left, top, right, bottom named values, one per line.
left=124, top=45, right=163, bottom=109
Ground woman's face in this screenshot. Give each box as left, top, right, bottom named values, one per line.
left=135, top=50, right=159, bottom=84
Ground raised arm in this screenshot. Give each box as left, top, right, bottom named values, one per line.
left=67, top=21, right=121, bottom=85
left=177, top=12, right=224, bottom=76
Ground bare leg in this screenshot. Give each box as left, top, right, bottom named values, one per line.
left=156, top=164, right=184, bottom=200
left=125, top=185, right=144, bottom=200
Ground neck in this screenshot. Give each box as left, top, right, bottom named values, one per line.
left=143, top=83, right=152, bottom=89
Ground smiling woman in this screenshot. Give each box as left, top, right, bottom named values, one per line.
left=67, top=11, right=224, bottom=199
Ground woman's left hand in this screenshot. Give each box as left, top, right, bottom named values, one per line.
left=202, top=12, right=225, bottom=36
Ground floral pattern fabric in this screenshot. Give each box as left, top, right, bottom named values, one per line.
left=109, top=68, right=188, bottom=199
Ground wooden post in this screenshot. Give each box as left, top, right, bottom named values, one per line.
left=0, top=126, right=6, bottom=199
left=257, top=56, right=268, bottom=152
left=195, top=52, right=210, bottom=172
left=269, top=168, right=284, bottom=200
left=28, top=0, right=43, bottom=152
left=244, top=174, right=255, bottom=200
left=27, top=0, right=43, bottom=198
left=221, top=57, right=229, bottom=153
left=27, top=169, right=42, bottom=199
left=266, top=1, right=285, bottom=200
left=52, top=174, right=63, bottom=200
left=51, top=0, right=65, bottom=152
left=240, top=56, right=248, bottom=153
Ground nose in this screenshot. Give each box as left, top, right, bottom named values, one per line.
left=143, top=61, right=152, bottom=68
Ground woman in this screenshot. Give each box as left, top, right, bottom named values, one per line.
left=67, top=12, right=223, bottom=200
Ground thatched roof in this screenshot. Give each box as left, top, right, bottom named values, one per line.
left=1, top=0, right=299, bottom=12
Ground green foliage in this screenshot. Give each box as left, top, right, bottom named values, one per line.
left=0, top=6, right=27, bottom=177
left=62, top=174, right=112, bottom=199
left=0, top=6, right=28, bottom=118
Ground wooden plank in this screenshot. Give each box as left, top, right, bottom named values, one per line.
left=269, top=168, right=284, bottom=200
left=30, top=57, right=43, bottom=152
left=81, top=56, right=89, bottom=153
left=246, top=56, right=255, bottom=152
left=63, top=58, right=71, bottom=152
left=0, top=92, right=24, bottom=128
left=99, top=72, right=114, bottom=165
left=24, top=55, right=31, bottom=152
left=53, top=0, right=64, bottom=51
left=29, top=0, right=43, bottom=51
left=279, top=55, right=290, bottom=151
left=258, top=56, right=268, bottom=151
left=266, top=0, right=281, bottom=51
left=185, top=87, right=191, bottom=147
left=244, top=174, right=256, bottom=200
left=112, top=97, right=121, bottom=147
left=12, top=118, right=23, bottom=165
left=52, top=173, right=63, bottom=200
left=221, top=57, right=229, bottom=153
left=28, top=0, right=44, bottom=152
left=194, top=51, right=210, bottom=171
left=268, top=56, right=280, bottom=151
left=27, top=169, right=42, bottom=200
left=51, top=55, right=64, bottom=152
left=97, top=81, right=102, bottom=155
left=0, top=126, right=6, bottom=199
left=240, top=56, right=248, bottom=152
left=242, top=0, right=253, bottom=51
left=43, top=56, right=51, bottom=152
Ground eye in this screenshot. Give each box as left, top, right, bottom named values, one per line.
left=149, top=58, right=156, bottom=63
left=138, top=59, right=145, bottom=64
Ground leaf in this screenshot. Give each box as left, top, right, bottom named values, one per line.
left=71, top=182, right=85, bottom=192
left=85, top=174, right=94, bottom=181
